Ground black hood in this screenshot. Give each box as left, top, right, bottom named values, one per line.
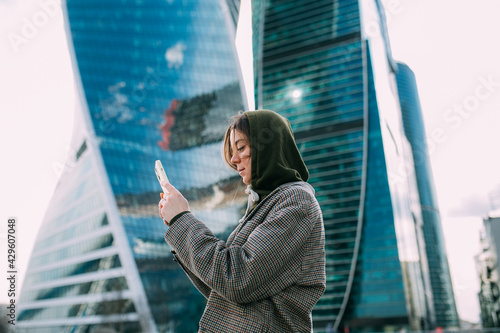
left=244, top=110, right=309, bottom=198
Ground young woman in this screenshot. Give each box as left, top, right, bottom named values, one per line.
left=159, top=110, right=325, bottom=332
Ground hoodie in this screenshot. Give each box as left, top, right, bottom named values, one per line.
left=244, top=110, right=309, bottom=200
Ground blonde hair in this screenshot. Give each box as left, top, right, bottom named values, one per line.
left=222, top=113, right=250, bottom=170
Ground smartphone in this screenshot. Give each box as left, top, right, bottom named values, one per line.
left=155, top=160, right=170, bottom=194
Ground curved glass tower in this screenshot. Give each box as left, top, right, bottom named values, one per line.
left=251, top=0, right=436, bottom=331
left=396, top=62, right=460, bottom=328
left=17, top=1, right=246, bottom=332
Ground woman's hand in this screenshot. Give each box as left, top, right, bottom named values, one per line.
left=158, top=182, right=190, bottom=225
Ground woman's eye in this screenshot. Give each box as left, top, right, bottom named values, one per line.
left=237, top=146, right=245, bottom=152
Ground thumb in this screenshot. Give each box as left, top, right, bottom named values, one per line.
left=161, top=182, right=178, bottom=194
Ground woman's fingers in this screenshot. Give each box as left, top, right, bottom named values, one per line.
left=158, top=198, right=166, bottom=209
left=161, top=182, right=178, bottom=195
left=158, top=198, right=167, bottom=218
left=157, top=182, right=190, bottom=223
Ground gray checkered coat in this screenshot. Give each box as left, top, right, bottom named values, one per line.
left=165, top=181, right=326, bottom=332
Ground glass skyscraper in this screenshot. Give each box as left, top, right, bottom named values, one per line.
left=250, top=0, right=446, bottom=331
left=17, top=0, right=247, bottom=332
left=396, top=62, right=460, bottom=327
left=16, top=0, right=460, bottom=332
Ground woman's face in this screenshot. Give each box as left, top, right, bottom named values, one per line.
left=230, top=129, right=251, bottom=185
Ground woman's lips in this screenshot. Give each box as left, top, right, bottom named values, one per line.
left=238, top=168, right=245, bottom=174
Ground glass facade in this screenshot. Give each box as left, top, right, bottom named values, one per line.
left=343, top=44, right=407, bottom=325
left=252, top=0, right=435, bottom=331
left=16, top=1, right=460, bottom=332
left=17, top=0, right=247, bottom=332
left=396, top=62, right=460, bottom=327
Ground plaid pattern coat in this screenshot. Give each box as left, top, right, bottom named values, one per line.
left=165, top=181, right=326, bottom=332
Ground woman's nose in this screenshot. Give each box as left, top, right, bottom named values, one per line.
left=231, top=153, right=239, bottom=164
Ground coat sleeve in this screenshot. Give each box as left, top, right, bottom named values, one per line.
left=164, top=187, right=318, bottom=304
left=172, top=252, right=212, bottom=299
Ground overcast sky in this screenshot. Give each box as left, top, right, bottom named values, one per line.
left=386, top=1, right=500, bottom=323
left=1, top=0, right=500, bottom=324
